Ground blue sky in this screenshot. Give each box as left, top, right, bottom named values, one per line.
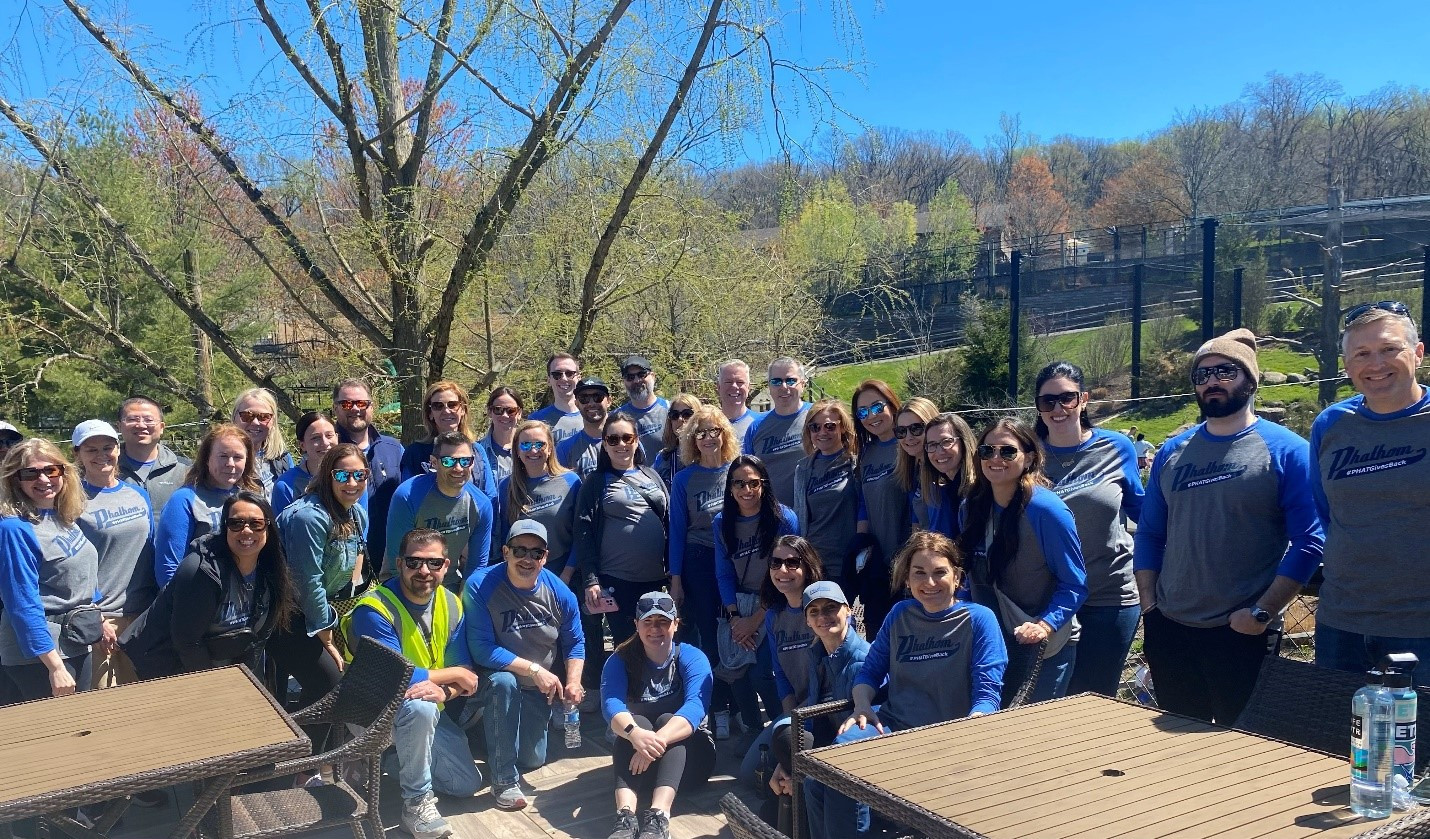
left=5, top=0, right=1427, bottom=161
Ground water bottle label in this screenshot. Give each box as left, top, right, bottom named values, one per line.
left=1352, top=714, right=1364, bottom=741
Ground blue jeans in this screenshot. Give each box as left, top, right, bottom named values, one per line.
left=803, top=722, right=877, bottom=839
left=1066, top=604, right=1140, bottom=697
left=1027, top=641, right=1078, bottom=703
left=1316, top=623, right=1430, bottom=687
left=392, top=698, right=482, bottom=801
left=474, top=671, right=554, bottom=786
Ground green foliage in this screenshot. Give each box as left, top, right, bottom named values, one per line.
left=922, top=179, right=980, bottom=280
left=1214, top=228, right=1271, bottom=333
left=782, top=179, right=866, bottom=297
left=943, top=294, right=1046, bottom=407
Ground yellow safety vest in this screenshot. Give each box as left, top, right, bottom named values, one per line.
left=341, top=584, right=463, bottom=680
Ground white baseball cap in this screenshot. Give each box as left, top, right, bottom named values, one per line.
left=72, top=419, right=120, bottom=448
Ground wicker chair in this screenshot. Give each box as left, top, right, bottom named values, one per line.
left=1233, top=655, right=1430, bottom=773
left=721, top=792, right=790, bottom=839
left=215, top=637, right=414, bottom=839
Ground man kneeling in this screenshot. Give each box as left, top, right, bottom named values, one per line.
left=345, top=528, right=480, bottom=839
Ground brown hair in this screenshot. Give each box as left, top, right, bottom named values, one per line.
left=422, top=380, right=473, bottom=441
left=505, top=421, right=567, bottom=526
left=799, top=398, right=856, bottom=458
left=956, top=418, right=1049, bottom=586
left=758, top=534, right=823, bottom=609
left=185, top=425, right=263, bottom=494
left=891, top=530, right=965, bottom=595
left=919, top=412, right=979, bottom=503
left=303, top=443, right=367, bottom=539
left=850, top=379, right=901, bottom=456
left=893, top=396, right=939, bottom=492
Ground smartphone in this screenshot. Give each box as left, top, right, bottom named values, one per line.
left=585, top=588, right=619, bottom=615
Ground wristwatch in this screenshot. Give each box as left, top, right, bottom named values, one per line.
left=527, top=661, right=541, bottom=678
left=1250, top=606, right=1272, bottom=624
left=725, top=606, right=740, bottom=619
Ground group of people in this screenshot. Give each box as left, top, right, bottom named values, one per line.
left=0, top=299, right=1422, bottom=839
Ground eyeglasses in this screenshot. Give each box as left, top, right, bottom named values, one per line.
left=668, top=409, right=694, bottom=421
left=605, top=433, right=636, bottom=446
left=549, top=369, right=580, bottom=379
left=806, top=603, right=844, bottom=619
left=1191, top=363, right=1240, bottom=386
left=338, top=399, right=372, bottom=411
left=769, top=557, right=803, bottom=571
left=237, top=410, right=274, bottom=424
left=924, top=437, right=959, bottom=454
left=768, top=377, right=800, bottom=389
left=623, top=369, right=650, bottom=382
left=120, top=417, right=158, bottom=427
left=693, top=428, right=723, bottom=440
left=507, top=545, right=548, bottom=560
left=893, top=421, right=925, bottom=439
left=439, top=456, right=475, bottom=468
left=402, top=556, right=446, bottom=571
left=856, top=402, right=888, bottom=421
left=18, top=465, right=63, bottom=481
left=518, top=440, right=546, bottom=453
left=428, top=400, right=462, bottom=412
left=488, top=406, right=518, bottom=418
left=806, top=420, right=840, bottom=433
left=637, top=593, right=676, bottom=614
left=225, top=518, right=268, bottom=533
left=1343, top=300, right=1410, bottom=328
left=1035, top=391, right=1081, bottom=412
left=976, top=444, right=1022, bottom=461
left=333, top=469, right=369, bottom=484
left=730, top=478, right=764, bottom=491
left=576, top=393, right=606, bottom=405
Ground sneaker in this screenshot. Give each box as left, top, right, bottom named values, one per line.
left=637, top=807, right=671, bottom=839
left=401, top=794, right=452, bottom=839
left=713, top=710, right=731, bottom=740
left=606, top=808, right=639, bottom=839
left=491, top=781, right=529, bottom=811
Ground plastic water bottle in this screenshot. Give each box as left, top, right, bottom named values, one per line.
left=754, top=743, right=773, bottom=800
left=1352, top=672, right=1394, bottom=819
left=1381, top=653, right=1418, bottom=788
left=563, top=703, right=581, bottom=749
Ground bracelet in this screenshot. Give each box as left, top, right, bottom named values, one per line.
left=624, top=722, right=636, bottom=734
left=441, top=684, right=456, bottom=701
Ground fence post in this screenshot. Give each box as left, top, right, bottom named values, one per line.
left=1232, top=266, right=1244, bottom=330
left=1423, top=246, right=1429, bottom=334
left=1131, top=263, right=1144, bottom=400
left=1201, top=217, right=1218, bottom=342
left=1009, top=250, right=1022, bottom=403
left=1140, top=225, right=1149, bottom=259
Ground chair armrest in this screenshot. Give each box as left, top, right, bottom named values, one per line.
left=1006, top=639, right=1048, bottom=709
left=789, top=698, right=854, bottom=732
left=292, top=691, right=339, bottom=725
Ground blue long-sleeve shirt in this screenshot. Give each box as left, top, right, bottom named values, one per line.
left=600, top=641, right=713, bottom=733
left=0, top=514, right=99, bottom=662
left=714, top=505, right=800, bottom=607
left=154, top=484, right=234, bottom=587
left=347, top=578, right=471, bottom=687
left=463, top=566, right=584, bottom=676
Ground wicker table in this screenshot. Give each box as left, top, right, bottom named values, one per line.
left=794, top=692, right=1430, bottom=839
left=0, top=665, right=309, bottom=838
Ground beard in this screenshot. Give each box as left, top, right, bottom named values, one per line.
left=627, top=381, right=651, bottom=402
left=1197, top=377, right=1256, bottom=418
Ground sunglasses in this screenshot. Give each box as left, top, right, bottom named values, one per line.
left=768, top=377, right=800, bottom=388
left=338, top=399, right=372, bottom=411
left=402, top=556, right=446, bottom=571
left=488, top=406, right=518, bottom=418
left=605, top=433, right=637, bottom=446
left=576, top=393, right=607, bottom=405
left=893, top=421, right=925, bottom=439
left=1191, top=363, right=1241, bottom=386
left=806, top=602, right=844, bottom=619
left=549, top=369, right=580, bottom=379
left=429, top=400, right=462, bottom=412
left=1343, top=300, right=1410, bottom=328
left=225, top=518, right=268, bottom=533
left=439, top=456, right=475, bottom=468
left=637, top=594, right=676, bottom=614
left=693, top=428, right=723, bottom=440
left=924, top=437, right=959, bottom=454
left=856, top=402, right=888, bottom=421
left=668, top=409, right=694, bottom=421
left=976, top=444, right=1022, bottom=461
left=1035, top=391, right=1081, bottom=412
left=237, top=410, right=274, bottom=424
left=507, top=545, right=548, bottom=560
left=769, top=557, right=803, bottom=571
left=807, top=420, right=840, bottom=433
left=730, top=478, right=764, bottom=491
left=333, top=469, right=369, bottom=484
left=518, top=440, right=546, bottom=452
left=623, top=369, right=650, bottom=381
left=18, top=465, right=63, bottom=481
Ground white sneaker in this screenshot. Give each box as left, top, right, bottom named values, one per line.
left=713, top=710, right=731, bottom=740
left=401, top=794, right=452, bottom=839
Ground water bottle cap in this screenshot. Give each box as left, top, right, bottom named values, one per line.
left=1367, top=669, right=1384, bottom=684
left=1384, top=670, right=1413, bottom=688
left=1383, top=652, right=1419, bottom=673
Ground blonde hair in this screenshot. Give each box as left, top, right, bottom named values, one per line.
left=0, top=439, right=86, bottom=525
left=893, top=397, right=939, bottom=492
left=505, top=420, right=568, bottom=526
left=799, top=399, right=856, bottom=457
left=422, top=380, right=474, bottom=442
left=232, top=388, right=289, bottom=462
left=678, top=405, right=739, bottom=465
left=662, top=394, right=703, bottom=451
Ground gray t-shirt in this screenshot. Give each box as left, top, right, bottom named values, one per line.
left=769, top=603, right=815, bottom=702
left=531, top=405, right=585, bottom=445
left=79, top=482, right=157, bottom=615
left=1041, top=428, right=1142, bottom=608
left=799, top=452, right=858, bottom=579
left=617, top=398, right=669, bottom=463
left=514, top=473, right=580, bottom=575
left=0, top=514, right=100, bottom=664
left=557, top=430, right=603, bottom=479
left=859, top=439, right=909, bottom=564
left=744, top=404, right=811, bottom=507
left=480, top=573, right=566, bottom=685
left=878, top=601, right=977, bottom=730
left=598, top=470, right=668, bottom=582
left=727, top=409, right=758, bottom=442
left=680, top=464, right=728, bottom=550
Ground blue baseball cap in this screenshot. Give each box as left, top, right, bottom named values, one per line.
left=802, top=581, right=849, bottom=610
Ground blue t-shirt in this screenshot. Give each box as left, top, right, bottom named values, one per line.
left=385, top=474, right=494, bottom=586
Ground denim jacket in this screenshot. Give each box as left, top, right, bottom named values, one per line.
left=802, top=624, right=874, bottom=722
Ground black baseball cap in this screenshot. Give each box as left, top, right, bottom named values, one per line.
left=621, top=354, right=653, bottom=374
left=574, top=376, right=609, bottom=395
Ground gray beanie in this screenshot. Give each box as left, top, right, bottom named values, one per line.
left=1192, top=328, right=1260, bottom=382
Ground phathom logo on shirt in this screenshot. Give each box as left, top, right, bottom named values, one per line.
left=1053, top=473, right=1100, bottom=496
left=93, top=503, right=148, bottom=529
left=760, top=436, right=802, bottom=455
left=896, top=634, right=962, bottom=663
left=863, top=462, right=895, bottom=483
left=1327, top=443, right=1427, bottom=480
left=1171, top=460, right=1247, bottom=491
left=53, top=526, right=90, bottom=558
left=424, top=514, right=470, bottom=535
left=500, top=608, right=556, bottom=633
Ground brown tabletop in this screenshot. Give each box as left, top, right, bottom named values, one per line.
left=0, top=665, right=308, bottom=827
left=795, top=693, right=1414, bottom=839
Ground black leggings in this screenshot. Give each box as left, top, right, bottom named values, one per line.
left=5, top=654, right=88, bottom=702
left=265, top=625, right=342, bottom=708
left=614, top=714, right=695, bottom=796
